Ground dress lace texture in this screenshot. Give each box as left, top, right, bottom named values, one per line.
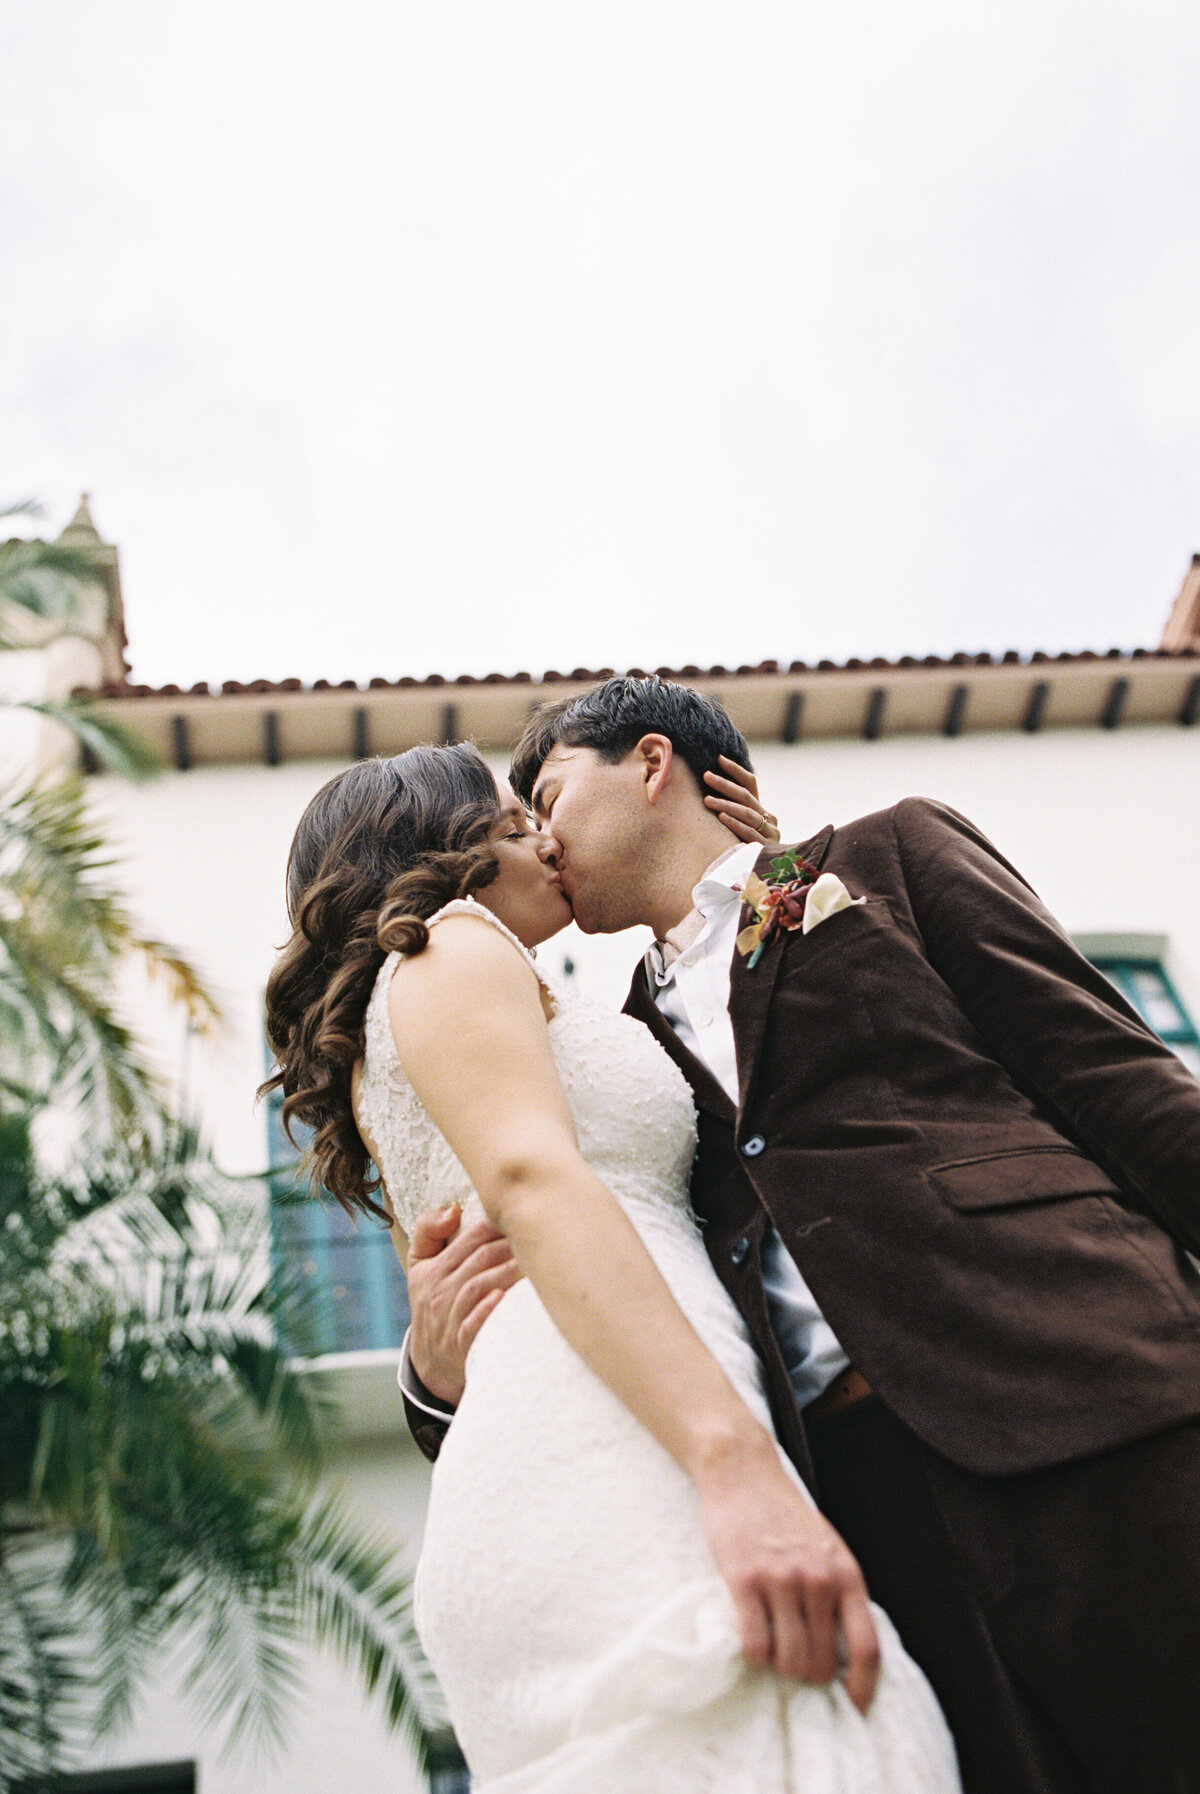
left=357, top=900, right=960, bottom=1794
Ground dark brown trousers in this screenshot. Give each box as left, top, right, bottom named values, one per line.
left=807, top=1399, right=1200, bottom=1794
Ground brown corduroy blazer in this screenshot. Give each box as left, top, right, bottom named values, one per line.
left=623, top=797, right=1200, bottom=1485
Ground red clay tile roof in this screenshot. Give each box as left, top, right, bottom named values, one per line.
left=76, top=643, right=1197, bottom=703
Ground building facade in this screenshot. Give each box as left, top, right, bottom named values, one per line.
left=15, top=504, right=1200, bottom=1790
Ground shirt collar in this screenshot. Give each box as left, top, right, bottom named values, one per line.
left=691, top=841, right=762, bottom=917
left=645, top=841, right=761, bottom=984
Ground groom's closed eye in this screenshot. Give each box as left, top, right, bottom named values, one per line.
left=531, top=783, right=555, bottom=823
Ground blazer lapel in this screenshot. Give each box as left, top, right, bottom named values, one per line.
left=624, top=960, right=736, bottom=1123
left=729, top=826, right=834, bottom=1118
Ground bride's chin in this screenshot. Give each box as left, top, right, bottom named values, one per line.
left=530, top=903, right=572, bottom=948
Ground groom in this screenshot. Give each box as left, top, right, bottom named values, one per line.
left=400, top=675, right=1200, bottom=1794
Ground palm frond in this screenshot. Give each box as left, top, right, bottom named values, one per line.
left=0, top=1544, right=90, bottom=1783
left=81, top=1233, right=330, bottom=1473
left=0, top=912, right=157, bottom=1135
left=178, top=1576, right=303, bottom=1755
left=130, top=938, right=226, bottom=1035
left=86, top=1566, right=164, bottom=1742
left=24, top=702, right=162, bottom=782
left=0, top=774, right=221, bottom=1127
left=0, top=773, right=222, bottom=1028
left=0, top=774, right=135, bottom=938
left=0, top=536, right=101, bottom=646
left=287, top=1494, right=451, bottom=1773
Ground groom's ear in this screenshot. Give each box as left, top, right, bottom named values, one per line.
left=634, top=734, right=675, bottom=806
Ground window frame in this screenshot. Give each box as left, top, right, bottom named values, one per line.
left=1075, top=933, right=1200, bottom=1078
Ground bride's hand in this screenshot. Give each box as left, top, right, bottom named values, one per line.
left=703, top=756, right=780, bottom=845
left=696, top=1442, right=880, bottom=1712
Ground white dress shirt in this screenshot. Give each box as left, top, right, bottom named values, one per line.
left=646, top=844, right=850, bottom=1408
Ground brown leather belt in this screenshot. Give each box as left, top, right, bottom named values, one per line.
left=803, top=1365, right=875, bottom=1427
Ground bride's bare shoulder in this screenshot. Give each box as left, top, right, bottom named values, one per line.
left=389, top=911, right=547, bottom=1023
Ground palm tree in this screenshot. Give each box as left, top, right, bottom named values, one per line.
left=0, top=507, right=460, bottom=1787
left=0, top=1116, right=453, bottom=1787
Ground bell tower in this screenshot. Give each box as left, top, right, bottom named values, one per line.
left=1161, top=555, right=1200, bottom=654
left=55, top=493, right=130, bottom=688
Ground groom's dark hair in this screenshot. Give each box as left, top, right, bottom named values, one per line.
left=509, top=675, right=752, bottom=804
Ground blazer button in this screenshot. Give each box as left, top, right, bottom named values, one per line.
left=730, top=1236, right=750, bottom=1266
left=742, top=1134, right=766, bottom=1158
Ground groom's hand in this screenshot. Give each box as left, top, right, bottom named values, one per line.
left=407, top=1203, right=522, bottom=1406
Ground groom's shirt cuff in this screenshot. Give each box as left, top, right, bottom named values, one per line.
left=399, top=1326, right=456, bottom=1463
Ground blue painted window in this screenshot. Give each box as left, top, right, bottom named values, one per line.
left=265, top=1082, right=410, bottom=1357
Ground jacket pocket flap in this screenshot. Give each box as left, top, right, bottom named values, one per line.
left=929, top=1145, right=1119, bottom=1212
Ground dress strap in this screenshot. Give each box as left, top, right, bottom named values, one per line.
left=426, top=897, right=555, bottom=995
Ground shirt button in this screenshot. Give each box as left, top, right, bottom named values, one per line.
left=698, top=1011, right=714, bottom=1029
left=730, top=1236, right=750, bottom=1266
left=742, top=1134, right=766, bottom=1158
left=681, top=951, right=698, bottom=967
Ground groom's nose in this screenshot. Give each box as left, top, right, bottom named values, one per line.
left=536, top=832, right=559, bottom=867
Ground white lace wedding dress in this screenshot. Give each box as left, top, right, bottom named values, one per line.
left=358, top=900, right=960, bottom=1794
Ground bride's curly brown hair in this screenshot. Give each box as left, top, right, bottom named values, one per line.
left=261, top=743, right=503, bottom=1219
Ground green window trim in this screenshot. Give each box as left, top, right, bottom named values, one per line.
left=1075, top=936, right=1200, bottom=1081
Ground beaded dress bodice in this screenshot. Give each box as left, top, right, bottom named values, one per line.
left=357, top=898, right=699, bottom=1246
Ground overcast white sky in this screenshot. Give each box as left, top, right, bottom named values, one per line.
left=3, top=1, right=1199, bottom=688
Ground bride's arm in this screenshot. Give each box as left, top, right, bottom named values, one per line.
left=702, top=754, right=781, bottom=842
left=398, top=758, right=779, bottom=1421
left=389, top=914, right=879, bottom=1709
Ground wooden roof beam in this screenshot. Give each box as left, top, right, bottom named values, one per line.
left=943, top=683, right=969, bottom=737
left=862, top=687, right=887, bottom=741
left=781, top=691, right=804, bottom=744
left=172, top=715, right=191, bottom=772
left=1022, top=679, right=1050, bottom=732
left=1100, top=676, right=1129, bottom=729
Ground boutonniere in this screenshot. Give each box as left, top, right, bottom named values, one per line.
left=735, top=852, right=865, bottom=968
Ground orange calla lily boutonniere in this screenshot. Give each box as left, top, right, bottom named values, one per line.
left=736, top=851, right=865, bottom=968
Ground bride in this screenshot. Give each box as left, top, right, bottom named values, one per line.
left=264, top=742, right=960, bottom=1794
